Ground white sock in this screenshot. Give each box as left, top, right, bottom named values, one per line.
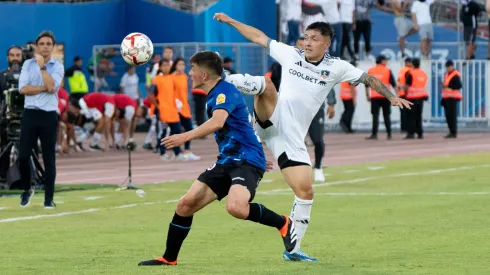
left=144, top=125, right=156, bottom=144
left=115, top=133, right=124, bottom=146
left=290, top=196, right=313, bottom=246
left=91, top=132, right=102, bottom=146
left=225, top=73, right=265, bottom=95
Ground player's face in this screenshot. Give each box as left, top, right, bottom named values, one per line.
left=176, top=60, right=185, bottom=73
left=163, top=48, right=173, bottom=60
left=189, top=63, right=205, bottom=89
left=36, top=36, right=54, bottom=58
left=303, top=29, right=330, bottom=61
left=160, top=62, right=171, bottom=74
left=7, top=48, right=22, bottom=67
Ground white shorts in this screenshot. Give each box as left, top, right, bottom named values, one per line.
left=255, top=98, right=311, bottom=167
left=123, top=105, right=136, bottom=121
left=78, top=98, right=115, bottom=121
left=394, top=16, right=413, bottom=38
left=419, top=23, right=433, bottom=40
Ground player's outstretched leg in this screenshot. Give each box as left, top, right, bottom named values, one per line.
left=225, top=74, right=278, bottom=124
left=138, top=180, right=217, bottom=266
left=226, top=184, right=300, bottom=254
left=281, top=165, right=317, bottom=262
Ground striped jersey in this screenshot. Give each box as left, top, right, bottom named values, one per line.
left=206, top=80, right=266, bottom=171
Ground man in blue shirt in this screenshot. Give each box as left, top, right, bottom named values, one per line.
left=18, top=31, right=64, bottom=209
left=138, top=51, right=300, bottom=266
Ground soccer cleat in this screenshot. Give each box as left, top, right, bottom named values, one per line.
left=20, top=189, right=35, bottom=207
left=283, top=249, right=318, bottom=262
left=279, top=216, right=299, bottom=253
left=138, top=256, right=177, bottom=266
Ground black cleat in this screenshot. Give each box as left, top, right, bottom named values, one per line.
left=138, top=256, right=177, bottom=266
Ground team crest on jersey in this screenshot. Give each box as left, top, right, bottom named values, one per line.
left=320, top=70, right=330, bottom=79
left=216, top=93, right=226, bottom=105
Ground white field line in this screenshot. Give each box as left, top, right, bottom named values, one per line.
left=262, top=192, right=490, bottom=196
left=258, top=164, right=490, bottom=194
left=0, top=199, right=181, bottom=223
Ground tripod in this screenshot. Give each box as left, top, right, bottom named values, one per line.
left=0, top=140, right=45, bottom=190
left=115, top=142, right=136, bottom=191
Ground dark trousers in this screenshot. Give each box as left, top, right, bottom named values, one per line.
left=371, top=98, right=391, bottom=136
left=341, top=23, right=355, bottom=59
left=179, top=114, right=193, bottom=150
left=287, top=20, right=301, bottom=46
left=308, top=106, right=325, bottom=169
left=160, top=121, right=181, bottom=156
left=340, top=99, right=355, bottom=131
left=400, top=106, right=408, bottom=132
left=442, top=98, right=458, bottom=135
left=329, top=23, right=343, bottom=57
left=19, top=109, right=58, bottom=202
left=407, top=99, right=424, bottom=137
left=193, top=94, right=207, bottom=126
left=354, top=19, right=372, bottom=55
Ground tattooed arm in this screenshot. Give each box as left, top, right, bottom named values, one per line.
left=362, top=74, right=396, bottom=100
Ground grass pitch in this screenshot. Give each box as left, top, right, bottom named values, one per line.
left=1, top=153, right=490, bottom=275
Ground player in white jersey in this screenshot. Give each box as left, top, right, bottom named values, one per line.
left=214, top=13, right=413, bottom=262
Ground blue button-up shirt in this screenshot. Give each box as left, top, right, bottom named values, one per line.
left=18, top=58, right=64, bottom=112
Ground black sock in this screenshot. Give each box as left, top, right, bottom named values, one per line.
left=246, top=203, right=286, bottom=230
left=162, top=212, right=193, bottom=262
left=313, top=142, right=324, bottom=169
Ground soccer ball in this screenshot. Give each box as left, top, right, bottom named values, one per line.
left=120, top=32, right=154, bottom=66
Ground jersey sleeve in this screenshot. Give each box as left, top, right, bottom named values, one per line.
left=336, top=60, right=367, bottom=86
left=267, top=39, right=298, bottom=65
left=211, top=89, right=239, bottom=115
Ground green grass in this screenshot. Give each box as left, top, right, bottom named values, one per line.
left=1, top=153, right=490, bottom=275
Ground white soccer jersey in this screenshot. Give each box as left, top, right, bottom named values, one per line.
left=267, top=39, right=366, bottom=136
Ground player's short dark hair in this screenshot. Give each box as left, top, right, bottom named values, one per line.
left=36, top=30, right=56, bottom=45
left=412, top=58, right=421, bottom=68
left=305, top=22, right=334, bottom=39
left=190, top=51, right=223, bottom=77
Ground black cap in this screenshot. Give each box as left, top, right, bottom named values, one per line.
left=223, top=57, right=233, bottom=63
left=445, top=60, right=454, bottom=67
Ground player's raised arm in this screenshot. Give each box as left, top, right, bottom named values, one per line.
left=214, top=12, right=269, bottom=48
left=362, top=74, right=412, bottom=109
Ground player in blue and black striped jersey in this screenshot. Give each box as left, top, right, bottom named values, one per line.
left=138, top=51, right=300, bottom=266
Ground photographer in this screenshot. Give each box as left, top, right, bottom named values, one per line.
left=18, top=31, right=64, bottom=208
left=0, top=46, right=23, bottom=185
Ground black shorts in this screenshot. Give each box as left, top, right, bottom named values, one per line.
left=464, top=26, right=477, bottom=44
left=197, top=163, right=265, bottom=202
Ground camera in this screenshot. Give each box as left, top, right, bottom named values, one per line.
left=21, top=43, right=35, bottom=61
left=1, top=65, right=24, bottom=142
